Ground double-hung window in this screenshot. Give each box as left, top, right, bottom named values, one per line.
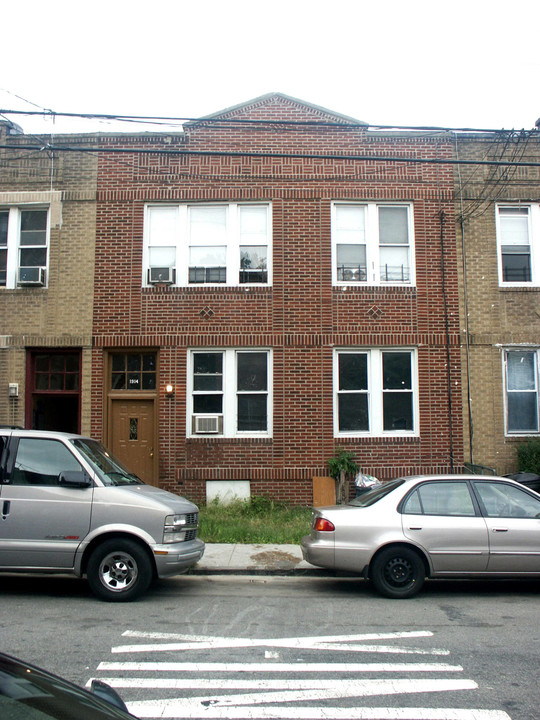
left=335, top=349, right=418, bottom=436
left=497, top=205, right=540, bottom=285
left=188, top=349, right=272, bottom=437
left=332, top=203, right=414, bottom=286
left=504, top=349, right=539, bottom=434
left=144, top=203, right=271, bottom=287
left=0, top=207, right=48, bottom=288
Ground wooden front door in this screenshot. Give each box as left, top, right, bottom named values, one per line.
left=110, top=399, right=157, bottom=485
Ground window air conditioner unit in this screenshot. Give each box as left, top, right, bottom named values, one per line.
left=148, top=267, right=175, bottom=284
left=193, top=415, right=222, bottom=434
left=17, top=267, right=46, bottom=286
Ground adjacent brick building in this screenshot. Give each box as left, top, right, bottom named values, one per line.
left=0, top=120, right=97, bottom=434
left=455, top=129, right=540, bottom=474
left=90, top=94, right=463, bottom=503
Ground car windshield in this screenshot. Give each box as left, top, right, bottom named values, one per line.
left=70, top=439, right=144, bottom=487
left=0, top=655, right=133, bottom=719
left=347, top=478, right=404, bottom=507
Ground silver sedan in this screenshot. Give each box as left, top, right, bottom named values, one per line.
left=301, top=474, right=540, bottom=598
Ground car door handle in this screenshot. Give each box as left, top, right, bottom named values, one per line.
left=2, top=500, right=10, bottom=518
left=492, top=527, right=508, bottom=532
left=407, top=526, right=422, bottom=531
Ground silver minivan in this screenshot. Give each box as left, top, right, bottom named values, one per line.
left=0, top=428, right=205, bottom=601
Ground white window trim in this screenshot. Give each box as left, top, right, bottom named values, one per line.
left=496, top=204, right=540, bottom=287
left=331, top=202, right=415, bottom=287
left=333, top=347, right=419, bottom=437
left=187, top=348, right=273, bottom=438
left=503, top=347, right=540, bottom=436
left=0, top=204, right=50, bottom=289
left=143, top=202, right=272, bottom=288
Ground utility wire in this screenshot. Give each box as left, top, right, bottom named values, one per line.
left=1, top=142, right=540, bottom=169
left=1, top=107, right=539, bottom=135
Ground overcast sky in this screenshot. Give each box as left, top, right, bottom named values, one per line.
left=2, top=0, right=539, bottom=136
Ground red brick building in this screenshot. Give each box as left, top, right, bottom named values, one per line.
left=91, top=93, right=463, bottom=504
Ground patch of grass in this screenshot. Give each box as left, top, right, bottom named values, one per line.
left=198, top=496, right=313, bottom=544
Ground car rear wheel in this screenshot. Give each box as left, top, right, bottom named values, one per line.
left=371, top=546, right=425, bottom=599
left=87, top=539, right=153, bottom=602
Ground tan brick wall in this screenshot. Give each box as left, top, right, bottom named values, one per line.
left=0, top=131, right=97, bottom=430
left=455, top=134, right=540, bottom=474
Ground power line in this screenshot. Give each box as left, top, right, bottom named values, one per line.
left=1, top=107, right=539, bottom=135
left=1, top=142, right=540, bottom=168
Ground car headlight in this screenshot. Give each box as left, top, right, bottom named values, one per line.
left=163, top=514, right=189, bottom=543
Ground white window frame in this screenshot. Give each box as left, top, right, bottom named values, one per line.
left=187, top=349, right=273, bottom=438
left=143, top=203, right=272, bottom=287
left=331, top=202, right=415, bottom=286
left=503, top=348, right=540, bottom=435
left=496, top=204, right=540, bottom=287
left=333, top=348, right=419, bottom=437
left=0, top=205, right=50, bottom=289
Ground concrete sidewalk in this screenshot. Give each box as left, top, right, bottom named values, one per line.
left=190, top=543, right=330, bottom=576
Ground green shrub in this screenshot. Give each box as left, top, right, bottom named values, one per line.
left=517, top=438, right=540, bottom=474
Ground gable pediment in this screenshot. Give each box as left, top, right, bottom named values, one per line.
left=189, top=93, right=366, bottom=127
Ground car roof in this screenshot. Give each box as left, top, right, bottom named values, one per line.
left=399, top=474, right=510, bottom=483
left=0, top=428, right=93, bottom=441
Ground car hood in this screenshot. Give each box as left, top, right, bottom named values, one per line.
left=117, top=484, right=199, bottom=514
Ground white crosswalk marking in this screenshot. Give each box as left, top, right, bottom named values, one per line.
left=89, top=630, right=512, bottom=720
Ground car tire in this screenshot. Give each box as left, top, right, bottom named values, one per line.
left=87, top=539, right=153, bottom=602
left=370, top=546, right=425, bottom=599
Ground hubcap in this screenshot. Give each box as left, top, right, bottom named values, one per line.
left=99, top=552, right=138, bottom=593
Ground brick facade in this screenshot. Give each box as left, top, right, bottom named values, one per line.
left=92, top=94, right=463, bottom=503
left=4, top=97, right=538, bottom=502
left=0, top=122, right=97, bottom=432
left=455, top=131, right=540, bottom=474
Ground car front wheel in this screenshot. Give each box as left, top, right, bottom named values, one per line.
left=371, top=546, right=425, bottom=599
left=87, top=539, right=153, bottom=602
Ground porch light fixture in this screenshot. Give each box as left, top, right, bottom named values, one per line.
left=165, top=383, right=174, bottom=397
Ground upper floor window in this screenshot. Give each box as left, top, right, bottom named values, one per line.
left=143, top=203, right=271, bottom=287
left=0, top=207, right=48, bottom=288
left=187, top=349, right=272, bottom=437
left=332, top=203, right=414, bottom=286
left=504, top=349, right=539, bottom=434
left=334, top=348, right=418, bottom=437
left=497, top=205, right=540, bottom=286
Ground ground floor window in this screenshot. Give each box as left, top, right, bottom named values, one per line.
left=334, top=348, right=418, bottom=436
left=188, top=349, right=272, bottom=437
left=504, top=349, right=539, bottom=434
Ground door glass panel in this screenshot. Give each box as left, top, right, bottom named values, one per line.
left=33, top=353, right=79, bottom=393
left=474, top=481, right=540, bottom=518
left=110, top=353, right=157, bottom=391
left=417, top=482, right=475, bottom=516
left=11, top=438, right=81, bottom=486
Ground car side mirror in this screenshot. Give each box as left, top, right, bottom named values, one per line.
left=89, top=679, right=130, bottom=712
left=58, top=470, right=93, bottom=488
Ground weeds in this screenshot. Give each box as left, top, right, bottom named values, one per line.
left=517, top=438, right=540, bottom=474
left=198, top=496, right=312, bottom=544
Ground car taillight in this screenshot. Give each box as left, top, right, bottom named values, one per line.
left=314, top=517, right=335, bottom=532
